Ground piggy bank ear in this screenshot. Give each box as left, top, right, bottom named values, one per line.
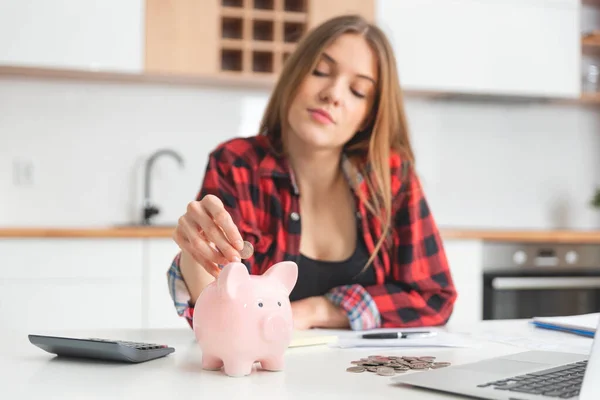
left=263, top=261, right=298, bottom=295
left=217, top=262, right=250, bottom=299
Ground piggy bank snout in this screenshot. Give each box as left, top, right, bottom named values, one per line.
left=263, top=314, right=291, bottom=342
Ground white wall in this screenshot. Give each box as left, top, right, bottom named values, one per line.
left=1, top=75, right=599, bottom=230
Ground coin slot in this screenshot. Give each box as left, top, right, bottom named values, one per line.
left=252, top=51, right=274, bottom=73
left=284, top=22, right=304, bottom=43
left=222, top=17, right=243, bottom=39
left=222, top=0, right=243, bottom=7
left=221, top=49, right=243, bottom=71
left=253, top=0, right=274, bottom=10
left=253, top=20, right=274, bottom=41
left=284, top=0, right=306, bottom=12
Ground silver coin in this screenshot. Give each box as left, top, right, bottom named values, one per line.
left=431, top=362, right=451, bottom=369
left=376, top=366, right=396, bottom=376
left=418, top=356, right=436, bottom=362
left=347, top=366, right=366, bottom=373
left=239, top=241, right=254, bottom=259
left=367, top=366, right=379, bottom=373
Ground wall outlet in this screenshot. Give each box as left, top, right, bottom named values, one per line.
left=12, top=159, right=35, bottom=187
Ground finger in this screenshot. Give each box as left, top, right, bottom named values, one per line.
left=175, top=231, right=225, bottom=278
left=193, top=201, right=241, bottom=263
left=178, top=218, right=230, bottom=266
left=201, top=195, right=244, bottom=251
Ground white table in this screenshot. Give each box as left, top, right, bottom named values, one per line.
left=1, top=320, right=594, bottom=400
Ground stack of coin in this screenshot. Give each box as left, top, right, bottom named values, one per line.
left=346, top=355, right=451, bottom=376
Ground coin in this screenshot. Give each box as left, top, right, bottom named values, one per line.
left=376, top=366, right=396, bottom=376
left=346, top=366, right=365, bottom=373
left=239, top=241, right=254, bottom=259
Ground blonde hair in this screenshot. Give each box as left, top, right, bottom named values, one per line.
left=259, top=14, right=415, bottom=270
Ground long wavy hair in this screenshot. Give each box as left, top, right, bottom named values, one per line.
left=258, top=14, right=415, bottom=270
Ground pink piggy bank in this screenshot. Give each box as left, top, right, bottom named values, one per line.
left=192, top=260, right=298, bottom=377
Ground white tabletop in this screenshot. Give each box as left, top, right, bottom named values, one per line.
left=1, top=319, right=595, bottom=400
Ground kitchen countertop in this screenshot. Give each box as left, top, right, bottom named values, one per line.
left=1, top=227, right=600, bottom=243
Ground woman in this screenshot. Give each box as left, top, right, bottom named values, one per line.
left=167, top=14, right=457, bottom=331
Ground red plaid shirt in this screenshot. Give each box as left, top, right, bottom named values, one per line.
left=167, top=135, right=457, bottom=330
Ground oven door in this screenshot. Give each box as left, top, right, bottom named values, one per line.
left=483, top=269, right=600, bottom=320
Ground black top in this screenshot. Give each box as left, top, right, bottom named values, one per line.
left=289, top=219, right=377, bottom=302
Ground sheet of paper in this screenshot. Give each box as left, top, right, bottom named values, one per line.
left=327, top=331, right=475, bottom=349
left=468, top=329, right=593, bottom=355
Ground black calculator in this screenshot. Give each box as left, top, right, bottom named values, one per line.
left=28, top=334, right=175, bottom=363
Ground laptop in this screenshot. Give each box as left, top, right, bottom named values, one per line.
left=390, top=318, right=600, bottom=399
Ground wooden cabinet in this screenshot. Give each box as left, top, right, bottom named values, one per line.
left=144, top=0, right=375, bottom=78
left=377, top=0, right=581, bottom=98
left=0, top=0, right=144, bottom=73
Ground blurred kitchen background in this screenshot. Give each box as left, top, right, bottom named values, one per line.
left=2, top=0, right=600, bottom=335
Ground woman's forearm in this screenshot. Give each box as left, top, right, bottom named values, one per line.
left=178, top=250, right=215, bottom=306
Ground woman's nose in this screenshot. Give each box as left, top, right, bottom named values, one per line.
left=319, top=81, right=342, bottom=106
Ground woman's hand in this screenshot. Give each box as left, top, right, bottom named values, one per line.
left=173, top=194, right=245, bottom=277
left=292, top=296, right=350, bottom=330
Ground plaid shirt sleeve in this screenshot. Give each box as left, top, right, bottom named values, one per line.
left=326, top=165, right=457, bottom=331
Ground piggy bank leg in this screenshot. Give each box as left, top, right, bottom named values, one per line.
left=201, top=354, right=224, bottom=371
left=260, top=356, right=285, bottom=371
left=222, top=358, right=254, bottom=377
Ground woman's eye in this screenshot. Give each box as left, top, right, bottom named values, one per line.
left=312, top=69, right=328, bottom=77
left=351, top=89, right=366, bottom=99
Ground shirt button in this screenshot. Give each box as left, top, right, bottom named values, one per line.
left=290, top=212, right=300, bottom=221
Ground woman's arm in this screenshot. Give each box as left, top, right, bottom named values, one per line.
left=166, top=142, right=260, bottom=327
left=323, top=166, right=457, bottom=331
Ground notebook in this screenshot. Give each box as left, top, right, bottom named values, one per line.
left=531, top=312, right=599, bottom=338
left=288, top=330, right=338, bottom=348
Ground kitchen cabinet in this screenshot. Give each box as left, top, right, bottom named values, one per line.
left=0, top=0, right=144, bottom=73
left=145, top=238, right=191, bottom=329
left=0, top=238, right=144, bottom=333
left=443, top=240, right=484, bottom=329
left=144, top=0, right=375, bottom=78
left=377, top=0, right=581, bottom=98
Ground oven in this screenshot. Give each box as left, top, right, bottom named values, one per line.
left=482, top=242, right=600, bottom=320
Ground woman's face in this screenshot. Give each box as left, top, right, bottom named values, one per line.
left=286, top=33, right=378, bottom=153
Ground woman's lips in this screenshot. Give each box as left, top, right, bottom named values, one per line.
left=308, top=108, right=334, bottom=124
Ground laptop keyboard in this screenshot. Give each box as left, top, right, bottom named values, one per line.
left=476, top=360, right=587, bottom=398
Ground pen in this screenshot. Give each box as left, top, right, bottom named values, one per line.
left=361, top=331, right=435, bottom=339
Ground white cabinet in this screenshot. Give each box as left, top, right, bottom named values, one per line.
left=0, top=0, right=144, bottom=73
left=144, top=239, right=190, bottom=330
left=443, top=240, right=484, bottom=329
left=377, top=0, right=581, bottom=98
left=0, top=238, right=144, bottom=334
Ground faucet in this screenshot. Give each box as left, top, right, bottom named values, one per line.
left=142, top=148, right=185, bottom=225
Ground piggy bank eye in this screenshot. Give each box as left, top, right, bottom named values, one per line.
left=258, top=302, right=263, bottom=308
left=277, top=301, right=281, bottom=307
